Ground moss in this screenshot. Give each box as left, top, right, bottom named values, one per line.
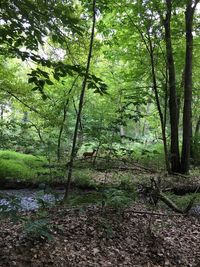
left=162, top=192, right=200, bottom=210
left=0, top=150, right=46, bottom=181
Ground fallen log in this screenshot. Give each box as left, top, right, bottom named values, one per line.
left=159, top=192, right=197, bottom=214
left=171, top=185, right=200, bottom=195
left=146, top=178, right=198, bottom=214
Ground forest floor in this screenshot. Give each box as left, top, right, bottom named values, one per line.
left=0, top=163, right=200, bottom=267
left=0, top=201, right=200, bottom=266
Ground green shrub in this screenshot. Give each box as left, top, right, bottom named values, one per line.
left=104, top=188, right=135, bottom=210
left=24, top=217, right=53, bottom=240
left=131, top=142, right=165, bottom=168
left=0, top=160, right=32, bottom=179
left=0, top=195, right=21, bottom=222
left=97, top=218, right=115, bottom=238
left=73, top=169, right=97, bottom=189
left=117, top=175, right=136, bottom=193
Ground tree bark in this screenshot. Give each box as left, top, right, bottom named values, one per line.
left=63, top=0, right=96, bottom=202
left=0, top=105, right=4, bottom=120
left=181, top=0, right=199, bottom=173
left=164, top=0, right=181, bottom=172
left=195, top=117, right=200, bottom=135
left=57, top=102, right=68, bottom=162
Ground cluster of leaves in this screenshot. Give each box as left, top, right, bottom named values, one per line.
left=0, top=0, right=108, bottom=101
left=0, top=119, right=40, bottom=152
left=28, top=62, right=108, bottom=98
left=24, top=210, right=53, bottom=241
left=0, top=0, right=82, bottom=53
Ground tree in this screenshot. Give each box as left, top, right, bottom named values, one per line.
left=98, top=0, right=200, bottom=174
left=63, top=0, right=97, bottom=201
left=162, top=0, right=181, bottom=172
left=181, top=0, right=199, bottom=173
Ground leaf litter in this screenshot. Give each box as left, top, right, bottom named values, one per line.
left=0, top=203, right=199, bottom=267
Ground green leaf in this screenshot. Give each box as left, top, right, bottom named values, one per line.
left=45, top=79, right=54, bottom=85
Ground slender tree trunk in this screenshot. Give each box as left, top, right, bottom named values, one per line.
left=120, top=126, right=125, bottom=139
left=57, top=77, right=78, bottom=162
left=164, top=0, right=181, bottom=172
left=191, top=116, right=200, bottom=161
left=57, top=103, right=68, bottom=162
left=31, top=123, right=44, bottom=144
left=163, top=67, right=168, bottom=132
left=0, top=105, right=4, bottom=120
left=72, top=97, right=83, bottom=131
left=147, top=30, right=170, bottom=173
left=142, top=102, right=151, bottom=138
left=181, top=0, right=199, bottom=173
left=63, top=0, right=96, bottom=202
left=195, top=117, right=200, bottom=135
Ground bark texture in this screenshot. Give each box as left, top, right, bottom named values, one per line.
left=181, top=0, right=199, bottom=173
left=164, top=0, right=181, bottom=172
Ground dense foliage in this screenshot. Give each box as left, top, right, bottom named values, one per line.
left=0, top=0, right=199, bottom=184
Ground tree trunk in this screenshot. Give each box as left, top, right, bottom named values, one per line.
left=0, top=104, right=4, bottom=120
left=63, top=0, right=96, bottom=202
left=181, top=0, right=198, bottom=174
left=195, top=117, right=200, bottom=135
left=57, top=103, right=68, bottom=162
left=120, top=125, right=125, bottom=139
left=164, top=0, right=181, bottom=172
left=146, top=29, right=170, bottom=173
left=57, top=77, right=78, bottom=162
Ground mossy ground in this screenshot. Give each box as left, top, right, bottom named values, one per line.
left=0, top=150, right=46, bottom=182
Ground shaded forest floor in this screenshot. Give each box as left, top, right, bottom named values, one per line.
left=0, top=159, right=200, bottom=267
left=0, top=202, right=200, bottom=267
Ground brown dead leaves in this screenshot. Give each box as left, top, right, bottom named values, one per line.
left=0, top=204, right=199, bottom=267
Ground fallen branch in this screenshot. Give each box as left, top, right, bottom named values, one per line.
left=159, top=192, right=184, bottom=213
left=149, top=178, right=197, bottom=214
left=95, top=166, right=151, bottom=172
left=125, top=210, right=185, bottom=217
left=172, top=184, right=200, bottom=195
left=169, top=172, right=189, bottom=179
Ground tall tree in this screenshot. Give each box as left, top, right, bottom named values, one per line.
left=63, top=0, right=96, bottom=201
left=163, top=0, right=181, bottom=172
left=181, top=0, right=199, bottom=173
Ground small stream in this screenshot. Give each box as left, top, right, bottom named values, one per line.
left=0, top=189, right=65, bottom=212
left=1, top=189, right=200, bottom=215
